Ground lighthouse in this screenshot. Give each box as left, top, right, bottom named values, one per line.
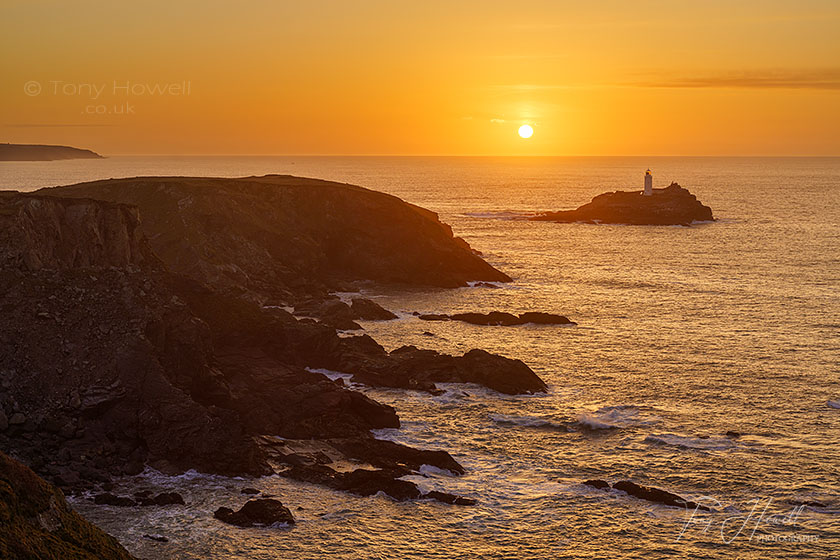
left=644, top=169, right=653, bottom=196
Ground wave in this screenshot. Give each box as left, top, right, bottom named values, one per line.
left=574, top=405, right=661, bottom=431
left=644, top=433, right=736, bottom=451
left=489, top=412, right=570, bottom=431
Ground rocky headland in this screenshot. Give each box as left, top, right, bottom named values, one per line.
left=0, top=143, right=104, bottom=161
left=0, top=175, right=564, bottom=548
left=531, top=182, right=713, bottom=226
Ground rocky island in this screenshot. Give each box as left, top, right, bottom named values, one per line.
left=0, top=143, right=104, bottom=161
left=0, top=175, right=560, bottom=552
left=531, top=180, right=714, bottom=226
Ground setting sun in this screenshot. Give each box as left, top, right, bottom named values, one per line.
left=518, top=125, right=534, bottom=139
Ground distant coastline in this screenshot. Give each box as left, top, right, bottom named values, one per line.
left=0, top=143, right=104, bottom=161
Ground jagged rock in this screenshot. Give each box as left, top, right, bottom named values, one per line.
left=424, top=491, right=476, bottom=505
left=138, top=492, right=185, bottom=506
left=8, top=413, right=26, bottom=426
left=0, top=451, right=136, bottom=559
left=241, top=487, right=260, bottom=495
left=583, top=479, right=610, bottom=490
left=0, top=411, right=7, bottom=432
left=531, top=183, right=713, bottom=226
left=214, top=499, right=295, bottom=527
left=424, top=311, right=576, bottom=326
left=44, top=175, right=511, bottom=297
left=328, top=338, right=547, bottom=395
left=611, top=480, right=711, bottom=511
left=350, top=298, right=398, bottom=320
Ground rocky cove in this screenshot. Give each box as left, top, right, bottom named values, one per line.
left=0, top=175, right=560, bottom=556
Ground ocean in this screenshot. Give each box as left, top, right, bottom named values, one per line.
left=2, top=156, right=838, bottom=559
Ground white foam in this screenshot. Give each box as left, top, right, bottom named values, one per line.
left=418, top=464, right=459, bottom=477
left=305, top=367, right=353, bottom=382
left=574, top=405, right=660, bottom=430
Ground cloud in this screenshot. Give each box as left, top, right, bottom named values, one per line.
left=632, top=69, right=840, bottom=90
left=490, top=118, right=506, bottom=123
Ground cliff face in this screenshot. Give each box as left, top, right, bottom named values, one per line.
left=531, top=183, right=714, bottom=226
left=0, top=193, right=152, bottom=271
left=0, top=450, right=135, bottom=560
left=0, top=184, right=540, bottom=505
left=0, top=143, right=103, bottom=161
left=42, top=175, right=510, bottom=301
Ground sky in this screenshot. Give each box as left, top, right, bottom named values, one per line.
left=2, top=0, right=839, bottom=155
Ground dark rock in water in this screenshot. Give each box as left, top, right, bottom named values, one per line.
left=339, top=468, right=421, bottom=500
left=139, top=492, right=185, bottom=506
left=0, top=451, right=136, bottom=559
left=94, top=493, right=137, bottom=507
left=583, top=479, right=610, bottom=490
left=214, top=499, right=295, bottom=527
left=531, top=183, right=713, bottom=226
left=143, top=534, right=169, bottom=543
left=725, top=430, right=741, bottom=438
left=419, top=311, right=575, bottom=326
left=333, top=340, right=547, bottom=395
left=424, top=491, right=476, bottom=505
left=612, top=480, right=711, bottom=511
left=517, top=312, right=575, bottom=325
left=418, top=313, right=449, bottom=321
left=241, top=487, right=260, bottom=495
left=350, top=298, right=398, bottom=320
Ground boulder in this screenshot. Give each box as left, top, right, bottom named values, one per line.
left=419, top=311, right=575, bottom=326
left=350, top=298, right=398, bottom=320
left=138, top=492, right=185, bottom=506
left=611, top=480, right=710, bottom=511
left=214, top=499, right=295, bottom=527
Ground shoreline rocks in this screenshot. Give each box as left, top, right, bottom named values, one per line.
left=214, top=499, right=295, bottom=527
left=584, top=479, right=711, bottom=512
left=419, top=311, right=575, bottom=326
left=531, top=183, right=713, bottom=226
left=0, top=180, right=536, bottom=511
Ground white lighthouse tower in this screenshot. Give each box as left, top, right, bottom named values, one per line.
left=644, top=169, right=653, bottom=196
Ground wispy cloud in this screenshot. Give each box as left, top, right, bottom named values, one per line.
left=489, top=118, right=506, bottom=123
left=631, top=69, right=840, bottom=90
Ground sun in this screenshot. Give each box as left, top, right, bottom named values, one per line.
left=518, top=124, right=534, bottom=139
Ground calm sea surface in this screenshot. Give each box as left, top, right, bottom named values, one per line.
left=2, top=156, right=839, bottom=559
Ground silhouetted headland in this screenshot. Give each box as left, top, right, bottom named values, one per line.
left=0, top=174, right=561, bottom=546
left=0, top=143, right=104, bottom=161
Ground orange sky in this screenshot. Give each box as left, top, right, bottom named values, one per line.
left=2, top=1, right=839, bottom=155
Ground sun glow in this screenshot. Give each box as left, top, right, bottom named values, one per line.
left=518, top=125, right=534, bottom=139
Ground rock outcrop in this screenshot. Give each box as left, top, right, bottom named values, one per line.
left=583, top=479, right=711, bottom=511
left=214, top=499, right=295, bottom=527
left=531, top=183, right=713, bottom=226
left=0, top=182, right=532, bottom=506
left=0, top=143, right=103, bottom=161
left=419, top=311, right=575, bottom=326
left=0, top=450, right=135, bottom=559
left=43, top=175, right=511, bottom=301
